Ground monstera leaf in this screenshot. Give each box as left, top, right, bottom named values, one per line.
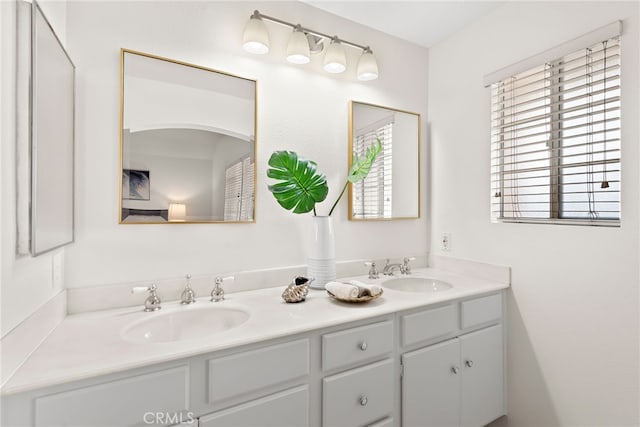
left=267, top=151, right=329, bottom=214
left=347, top=138, right=383, bottom=183
left=327, top=138, right=383, bottom=216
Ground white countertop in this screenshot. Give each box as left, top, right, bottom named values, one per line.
left=1, top=268, right=508, bottom=396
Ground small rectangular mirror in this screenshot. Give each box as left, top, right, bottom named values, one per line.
left=119, top=50, right=256, bottom=223
left=348, top=101, right=421, bottom=220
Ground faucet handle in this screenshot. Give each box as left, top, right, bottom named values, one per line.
left=211, top=276, right=233, bottom=302
left=132, top=284, right=161, bottom=312
left=364, top=261, right=379, bottom=279
left=181, top=274, right=196, bottom=305
left=132, top=284, right=156, bottom=294
left=402, top=257, right=416, bottom=274
left=215, top=275, right=234, bottom=285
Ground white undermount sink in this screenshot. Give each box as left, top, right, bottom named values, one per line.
left=121, top=305, right=250, bottom=344
left=382, top=276, right=453, bottom=293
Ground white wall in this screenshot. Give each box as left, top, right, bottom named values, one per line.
left=63, top=1, right=429, bottom=287
left=428, top=2, right=639, bottom=426
left=1, top=0, right=68, bottom=337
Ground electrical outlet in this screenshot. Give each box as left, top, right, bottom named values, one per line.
left=52, top=252, right=63, bottom=289
left=441, top=232, right=452, bottom=252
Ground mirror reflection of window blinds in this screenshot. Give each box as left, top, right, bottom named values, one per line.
left=353, top=120, right=393, bottom=219
left=240, top=157, right=254, bottom=221
left=490, top=36, right=620, bottom=224
left=224, top=157, right=254, bottom=221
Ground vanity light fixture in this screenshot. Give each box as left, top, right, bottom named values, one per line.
left=168, top=203, right=187, bottom=222
left=287, top=25, right=311, bottom=64
left=323, top=37, right=347, bottom=73
left=357, top=47, right=379, bottom=81
left=242, top=11, right=269, bottom=54
left=242, top=10, right=379, bottom=81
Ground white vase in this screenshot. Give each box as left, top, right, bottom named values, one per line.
left=307, top=215, right=336, bottom=289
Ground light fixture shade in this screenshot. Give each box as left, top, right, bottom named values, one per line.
left=243, top=14, right=269, bottom=54
left=168, top=203, right=186, bottom=222
left=286, top=27, right=310, bottom=64
left=357, top=49, right=379, bottom=81
left=323, top=39, right=346, bottom=73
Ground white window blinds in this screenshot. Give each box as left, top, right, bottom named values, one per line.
left=352, top=120, right=393, bottom=219
left=224, top=157, right=254, bottom=221
left=490, top=36, right=621, bottom=225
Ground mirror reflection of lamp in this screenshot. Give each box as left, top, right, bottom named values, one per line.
left=168, top=203, right=187, bottom=222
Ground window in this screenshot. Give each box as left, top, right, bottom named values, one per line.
left=490, top=34, right=621, bottom=225
left=224, top=157, right=254, bottom=221
left=352, top=119, right=393, bottom=219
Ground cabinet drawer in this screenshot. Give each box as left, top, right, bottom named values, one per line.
left=323, top=359, right=394, bottom=427
left=368, top=417, right=394, bottom=427
left=401, top=304, right=456, bottom=347
left=322, top=321, right=393, bottom=371
left=35, top=365, right=189, bottom=427
left=200, top=385, right=309, bottom=427
left=461, top=294, right=502, bottom=330
left=208, top=339, right=309, bottom=404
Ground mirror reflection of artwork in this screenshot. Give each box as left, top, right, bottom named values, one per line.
left=123, top=169, right=150, bottom=200
left=119, top=49, right=256, bottom=223
left=349, top=101, right=421, bottom=220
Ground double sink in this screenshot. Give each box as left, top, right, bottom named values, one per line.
left=121, top=275, right=453, bottom=344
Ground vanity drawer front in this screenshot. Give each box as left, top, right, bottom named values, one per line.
left=368, top=417, right=394, bottom=427
left=461, top=293, right=502, bottom=330
left=200, top=385, right=309, bottom=427
left=322, top=320, right=393, bottom=371
left=35, top=365, right=189, bottom=427
left=322, top=358, right=394, bottom=427
left=208, top=339, right=309, bottom=404
left=401, top=303, right=457, bottom=346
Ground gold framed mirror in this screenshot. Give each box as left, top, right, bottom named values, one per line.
left=348, top=101, right=420, bottom=220
left=119, top=49, right=257, bottom=223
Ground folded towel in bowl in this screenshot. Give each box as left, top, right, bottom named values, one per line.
left=325, top=281, right=359, bottom=299
left=348, top=280, right=383, bottom=297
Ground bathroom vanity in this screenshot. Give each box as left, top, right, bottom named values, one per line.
left=1, top=268, right=507, bottom=427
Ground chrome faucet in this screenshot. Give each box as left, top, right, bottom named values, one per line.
left=131, top=284, right=161, bottom=312
left=211, top=276, right=234, bottom=302
left=383, top=257, right=415, bottom=276
left=180, top=274, right=196, bottom=304
left=383, top=259, right=404, bottom=276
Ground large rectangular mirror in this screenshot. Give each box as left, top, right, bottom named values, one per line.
left=19, top=1, right=75, bottom=256
left=348, top=101, right=421, bottom=220
left=119, top=50, right=256, bottom=223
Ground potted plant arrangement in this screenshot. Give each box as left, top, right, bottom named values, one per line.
left=267, top=139, right=382, bottom=288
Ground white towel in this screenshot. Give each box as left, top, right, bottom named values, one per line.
left=348, top=280, right=383, bottom=297
left=325, top=281, right=359, bottom=299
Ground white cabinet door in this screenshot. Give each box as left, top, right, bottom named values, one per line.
left=34, top=365, right=190, bottom=427
left=401, top=339, right=460, bottom=427
left=199, top=385, right=308, bottom=427
left=460, top=325, right=504, bottom=427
